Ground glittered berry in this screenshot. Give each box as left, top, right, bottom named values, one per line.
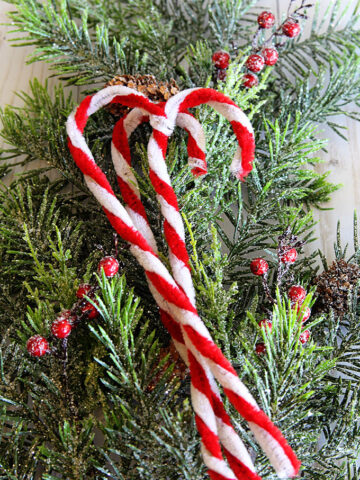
left=299, top=329, right=310, bottom=344
left=245, top=54, right=265, bottom=73
left=212, top=51, right=230, bottom=69
left=243, top=73, right=259, bottom=88
left=281, top=247, right=297, bottom=264
left=282, top=20, right=301, bottom=38
left=255, top=342, right=266, bottom=355
left=262, top=47, right=279, bottom=66
left=298, top=306, right=311, bottom=323
left=217, top=69, right=227, bottom=81
left=288, top=285, right=306, bottom=304
left=51, top=318, right=72, bottom=339
left=259, top=319, right=272, bottom=332
left=257, top=11, right=275, bottom=29
left=27, top=335, right=49, bottom=357
left=250, top=258, right=269, bottom=276
left=81, top=301, right=99, bottom=320
left=98, top=256, right=119, bottom=278
left=76, top=283, right=92, bottom=299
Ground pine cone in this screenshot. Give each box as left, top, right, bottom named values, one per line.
left=313, top=259, right=360, bottom=317
left=105, top=75, right=180, bottom=117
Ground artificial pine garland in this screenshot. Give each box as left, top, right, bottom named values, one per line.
left=2, top=1, right=360, bottom=479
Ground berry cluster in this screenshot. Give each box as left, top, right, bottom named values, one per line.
left=211, top=2, right=311, bottom=89
left=242, top=6, right=307, bottom=88
left=249, top=227, right=311, bottom=354
left=26, top=256, right=119, bottom=357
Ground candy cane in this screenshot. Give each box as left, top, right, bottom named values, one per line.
left=160, top=88, right=300, bottom=478
left=66, top=85, right=300, bottom=479
left=112, top=109, right=259, bottom=479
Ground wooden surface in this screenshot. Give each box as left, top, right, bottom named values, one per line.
left=1, top=0, right=359, bottom=261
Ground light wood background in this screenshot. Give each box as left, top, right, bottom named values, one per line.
left=1, top=0, right=359, bottom=262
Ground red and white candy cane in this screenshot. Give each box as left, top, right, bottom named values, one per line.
left=66, top=85, right=300, bottom=479
left=112, top=108, right=259, bottom=479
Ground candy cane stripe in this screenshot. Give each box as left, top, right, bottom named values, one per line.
left=208, top=102, right=254, bottom=132
left=176, top=112, right=207, bottom=176
left=116, top=177, right=147, bottom=217
left=149, top=170, right=179, bottom=209
left=249, top=425, right=299, bottom=479
left=183, top=325, right=238, bottom=375
left=145, top=271, right=197, bottom=313
left=104, top=209, right=154, bottom=253
left=196, top=414, right=223, bottom=459
left=163, top=221, right=190, bottom=268
left=223, top=448, right=262, bottom=480
left=74, top=95, right=92, bottom=132
left=201, top=446, right=237, bottom=480
left=93, top=90, right=164, bottom=117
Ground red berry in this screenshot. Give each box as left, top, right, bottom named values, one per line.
left=76, top=283, right=92, bottom=299
left=262, top=47, right=279, bottom=66
left=98, top=256, right=119, bottom=278
left=259, top=319, right=272, bottom=332
left=81, top=301, right=99, bottom=320
left=245, top=54, right=265, bottom=73
left=26, top=335, right=49, bottom=357
left=282, top=20, right=301, bottom=38
left=298, top=306, right=311, bottom=323
left=281, top=247, right=297, bottom=264
left=255, top=342, right=266, bottom=355
left=257, top=11, right=275, bottom=29
left=217, top=69, right=227, bottom=81
left=51, top=318, right=72, bottom=339
left=299, top=329, right=310, bottom=344
left=212, top=51, right=230, bottom=69
left=288, top=285, right=306, bottom=304
left=243, top=73, right=259, bottom=88
left=250, top=258, right=269, bottom=276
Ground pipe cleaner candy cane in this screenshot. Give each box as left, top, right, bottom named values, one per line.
left=112, top=108, right=260, bottom=479
left=66, top=85, right=300, bottom=480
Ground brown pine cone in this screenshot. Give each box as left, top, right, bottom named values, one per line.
left=105, top=75, right=180, bottom=117
left=313, top=259, right=360, bottom=317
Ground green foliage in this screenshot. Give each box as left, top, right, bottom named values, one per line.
left=0, top=79, right=117, bottom=188
left=0, top=177, right=102, bottom=335
left=5, top=0, right=259, bottom=85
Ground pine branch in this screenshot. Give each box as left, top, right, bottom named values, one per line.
left=277, top=0, right=360, bottom=82
left=89, top=274, right=204, bottom=479
left=0, top=79, right=119, bottom=189
left=236, top=290, right=337, bottom=477
left=5, top=0, right=150, bottom=85
left=273, top=57, right=360, bottom=138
